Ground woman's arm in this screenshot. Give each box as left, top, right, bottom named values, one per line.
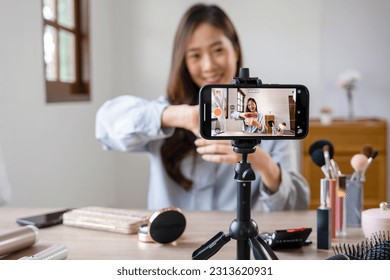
left=161, top=104, right=199, bottom=135
left=194, top=139, right=310, bottom=210
left=194, top=139, right=280, bottom=191
left=95, top=95, right=174, bottom=151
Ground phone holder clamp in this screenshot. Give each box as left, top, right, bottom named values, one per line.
left=232, top=67, right=262, bottom=87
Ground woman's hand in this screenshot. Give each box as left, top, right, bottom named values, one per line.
left=196, top=138, right=281, bottom=193
left=162, top=104, right=200, bottom=136
left=194, top=138, right=241, bottom=165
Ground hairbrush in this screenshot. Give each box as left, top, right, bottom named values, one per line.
left=329, top=231, right=390, bottom=260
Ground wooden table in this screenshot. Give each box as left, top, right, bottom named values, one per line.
left=0, top=208, right=366, bottom=260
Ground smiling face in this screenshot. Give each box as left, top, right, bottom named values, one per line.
left=247, top=100, right=257, bottom=112
left=185, top=23, right=238, bottom=87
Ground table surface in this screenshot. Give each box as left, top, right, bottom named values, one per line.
left=0, top=208, right=366, bottom=260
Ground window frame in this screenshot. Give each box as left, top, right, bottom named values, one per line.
left=42, top=0, right=90, bottom=103
left=237, top=89, right=246, bottom=112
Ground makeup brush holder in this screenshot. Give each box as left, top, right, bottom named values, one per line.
left=345, top=177, right=364, bottom=227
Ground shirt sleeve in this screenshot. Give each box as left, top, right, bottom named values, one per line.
left=255, top=140, right=310, bottom=211
left=95, top=95, right=174, bottom=152
left=230, top=111, right=242, bottom=120
left=258, top=114, right=267, bottom=133
left=258, top=167, right=310, bottom=211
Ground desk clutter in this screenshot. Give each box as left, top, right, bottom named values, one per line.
left=2, top=208, right=390, bottom=260
left=0, top=225, right=68, bottom=260
left=63, top=206, right=150, bottom=234
left=1, top=206, right=187, bottom=260
left=63, top=206, right=186, bottom=244
left=330, top=231, right=390, bottom=260
left=309, top=139, right=384, bottom=250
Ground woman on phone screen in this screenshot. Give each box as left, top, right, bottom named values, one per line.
left=95, top=3, right=310, bottom=211
left=231, top=98, right=267, bottom=134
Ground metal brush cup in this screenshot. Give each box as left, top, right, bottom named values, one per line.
left=346, top=176, right=364, bottom=227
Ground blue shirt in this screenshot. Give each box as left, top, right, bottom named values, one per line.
left=95, top=95, right=310, bottom=211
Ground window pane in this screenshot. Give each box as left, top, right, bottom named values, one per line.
left=58, top=0, right=75, bottom=29
left=43, top=0, right=56, bottom=21
left=44, top=25, right=58, bottom=81
left=59, top=30, right=75, bottom=82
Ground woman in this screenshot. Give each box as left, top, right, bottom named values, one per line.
left=231, top=98, right=266, bottom=133
left=95, top=3, right=309, bottom=211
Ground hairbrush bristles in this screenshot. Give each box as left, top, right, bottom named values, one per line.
left=332, top=231, right=390, bottom=260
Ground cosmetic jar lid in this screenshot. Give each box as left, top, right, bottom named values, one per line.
left=149, top=207, right=186, bottom=244
left=363, top=202, right=390, bottom=219
left=138, top=207, right=186, bottom=244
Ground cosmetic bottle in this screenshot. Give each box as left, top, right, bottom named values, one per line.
left=317, top=179, right=331, bottom=250
left=328, top=178, right=337, bottom=238
left=0, top=225, right=39, bottom=256
left=336, top=175, right=347, bottom=236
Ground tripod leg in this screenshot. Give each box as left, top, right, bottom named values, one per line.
left=237, top=240, right=251, bottom=260
left=192, top=232, right=231, bottom=260
left=249, top=237, right=279, bottom=260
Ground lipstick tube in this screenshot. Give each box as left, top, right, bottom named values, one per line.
left=328, top=178, right=337, bottom=238
left=317, top=178, right=331, bottom=250
left=336, top=175, right=347, bottom=236
left=0, top=225, right=39, bottom=256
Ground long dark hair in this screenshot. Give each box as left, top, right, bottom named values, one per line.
left=161, top=4, right=243, bottom=190
left=245, top=98, right=258, bottom=112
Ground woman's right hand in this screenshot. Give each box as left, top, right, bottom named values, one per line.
left=162, top=104, right=200, bottom=136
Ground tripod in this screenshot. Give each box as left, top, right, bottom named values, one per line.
left=192, top=139, right=278, bottom=260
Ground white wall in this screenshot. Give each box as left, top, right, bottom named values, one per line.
left=1, top=0, right=389, bottom=208
left=0, top=0, right=119, bottom=207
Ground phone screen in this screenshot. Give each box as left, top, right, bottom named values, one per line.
left=16, top=209, right=73, bottom=228
left=199, top=84, right=309, bottom=140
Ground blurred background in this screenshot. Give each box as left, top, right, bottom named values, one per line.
left=0, top=0, right=389, bottom=208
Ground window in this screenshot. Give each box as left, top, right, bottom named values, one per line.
left=237, top=89, right=245, bottom=112
left=42, top=0, right=90, bottom=102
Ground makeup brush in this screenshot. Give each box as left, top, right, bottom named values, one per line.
left=311, top=149, right=330, bottom=179
left=309, top=139, right=334, bottom=158
left=278, top=122, right=287, bottom=130
left=362, top=144, right=373, bottom=158
left=309, top=140, right=335, bottom=178
left=360, top=150, right=378, bottom=181
left=350, top=154, right=368, bottom=181
left=323, top=145, right=336, bottom=179
left=330, top=158, right=342, bottom=176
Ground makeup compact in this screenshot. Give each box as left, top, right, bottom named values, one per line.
left=138, top=207, right=186, bottom=244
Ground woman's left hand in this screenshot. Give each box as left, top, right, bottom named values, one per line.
left=194, top=138, right=240, bottom=165
left=195, top=138, right=281, bottom=192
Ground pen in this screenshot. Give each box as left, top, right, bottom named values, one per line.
left=19, top=244, right=68, bottom=260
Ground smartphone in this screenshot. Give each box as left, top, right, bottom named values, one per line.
left=16, top=208, right=73, bottom=228
left=199, top=84, right=309, bottom=140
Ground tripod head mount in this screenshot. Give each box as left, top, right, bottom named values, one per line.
left=232, top=67, right=262, bottom=87
left=232, top=139, right=260, bottom=155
